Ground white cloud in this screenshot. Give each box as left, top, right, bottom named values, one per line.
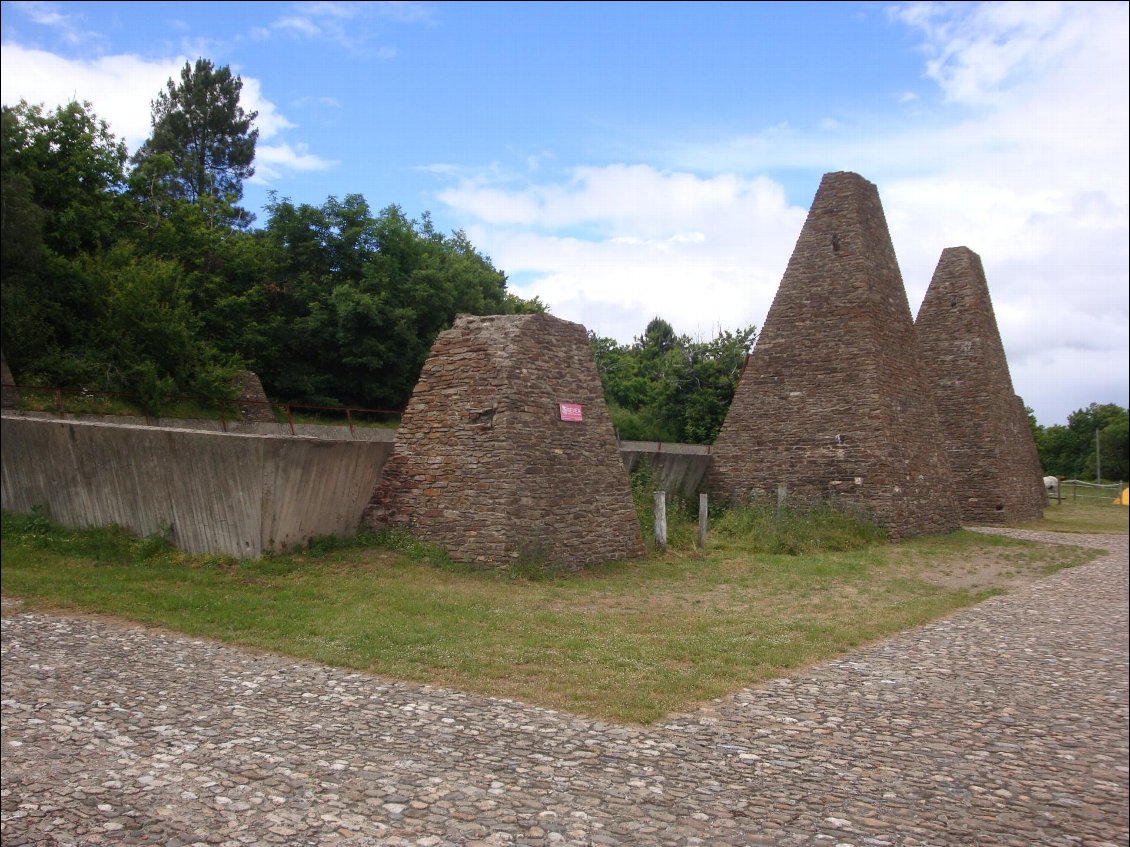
left=0, top=45, right=183, bottom=150
left=890, top=0, right=1108, bottom=107
left=884, top=1, right=1129, bottom=423
left=256, top=1, right=428, bottom=53
left=9, top=1, right=100, bottom=46
left=237, top=76, right=295, bottom=140
left=433, top=2, right=1128, bottom=425
left=253, top=142, right=338, bottom=182
left=274, top=16, right=324, bottom=38
left=440, top=165, right=806, bottom=345
left=1, top=43, right=330, bottom=182
left=20, top=1, right=67, bottom=27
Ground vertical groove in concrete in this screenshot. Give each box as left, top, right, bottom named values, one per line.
left=1, top=416, right=392, bottom=557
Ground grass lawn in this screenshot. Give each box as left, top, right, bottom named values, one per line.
left=1011, top=499, right=1129, bottom=534
left=0, top=506, right=1114, bottom=725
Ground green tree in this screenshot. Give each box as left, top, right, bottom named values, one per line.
left=1, top=99, right=127, bottom=256
left=681, top=325, right=757, bottom=443
left=249, top=194, right=520, bottom=409
left=591, top=319, right=755, bottom=444
left=1096, top=413, right=1130, bottom=482
left=89, top=244, right=232, bottom=411
left=1, top=100, right=129, bottom=382
left=130, top=58, right=258, bottom=225
left=1036, top=403, right=1130, bottom=481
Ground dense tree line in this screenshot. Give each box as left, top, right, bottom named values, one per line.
left=1, top=59, right=540, bottom=413
left=1031, top=403, right=1129, bottom=483
left=591, top=317, right=756, bottom=445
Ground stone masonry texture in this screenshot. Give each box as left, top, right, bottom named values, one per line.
left=914, top=247, right=1047, bottom=524
left=707, top=171, right=961, bottom=538
left=364, top=313, right=645, bottom=567
left=231, top=370, right=275, bottom=423
left=0, top=352, right=18, bottom=410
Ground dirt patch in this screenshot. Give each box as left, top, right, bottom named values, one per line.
left=905, top=543, right=1095, bottom=592
left=912, top=551, right=1031, bottom=591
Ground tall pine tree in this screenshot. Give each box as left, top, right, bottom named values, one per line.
left=130, top=59, right=258, bottom=228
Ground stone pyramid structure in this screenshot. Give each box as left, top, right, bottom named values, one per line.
left=1, top=352, right=19, bottom=410
left=915, top=247, right=1046, bottom=523
left=231, top=370, right=275, bottom=422
left=707, top=171, right=960, bottom=538
left=365, top=313, right=645, bottom=567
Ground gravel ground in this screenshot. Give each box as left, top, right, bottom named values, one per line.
left=2, top=528, right=1126, bottom=847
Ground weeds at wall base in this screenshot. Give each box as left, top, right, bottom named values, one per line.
left=627, top=459, right=888, bottom=557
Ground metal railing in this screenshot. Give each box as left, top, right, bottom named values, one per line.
left=0, top=382, right=401, bottom=438
left=1054, top=479, right=1125, bottom=505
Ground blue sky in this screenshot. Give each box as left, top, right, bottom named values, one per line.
left=2, top=1, right=1127, bottom=427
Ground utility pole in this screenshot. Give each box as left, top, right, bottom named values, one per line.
left=1096, top=428, right=1102, bottom=484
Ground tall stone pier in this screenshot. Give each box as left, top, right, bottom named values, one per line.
left=708, top=171, right=960, bottom=538
left=231, top=370, right=275, bottom=422
left=365, top=313, right=645, bottom=567
left=1, top=353, right=18, bottom=410
left=915, top=247, right=1046, bottom=523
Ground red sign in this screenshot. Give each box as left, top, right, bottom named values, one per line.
left=559, top=403, right=584, bottom=422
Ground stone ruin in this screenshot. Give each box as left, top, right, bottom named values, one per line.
left=364, top=313, right=645, bottom=567
left=707, top=171, right=961, bottom=538
left=914, top=247, right=1046, bottom=523
left=231, top=370, right=275, bottom=422
left=1, top=353, right=18, bottom=411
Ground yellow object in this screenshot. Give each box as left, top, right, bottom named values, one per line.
left=1116, top=487, right=1129, bottom=506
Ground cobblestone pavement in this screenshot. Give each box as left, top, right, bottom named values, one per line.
left=2, top=529, right=1127, bottom=847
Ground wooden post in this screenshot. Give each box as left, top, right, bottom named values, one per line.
left=698, top=492, right=708, bottom=551
left=653, top=491, right=667, bottom=552
left=777, top=483, right=788, bottom=514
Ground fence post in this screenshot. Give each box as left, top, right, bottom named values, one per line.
left=777, top=483, right=788, bottom=515
left=698, top=492, right=708, bottom=551
left=654, top=491, right=667, bottom=552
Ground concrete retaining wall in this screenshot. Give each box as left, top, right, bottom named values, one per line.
left=618, top=441, right=712, bottom=497
left=1, top=415, right=392, bottom=558
left=3, top=410, right=396, bottom=442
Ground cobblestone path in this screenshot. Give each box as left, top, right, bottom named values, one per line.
left=2, top=529, right=1127, bottom=847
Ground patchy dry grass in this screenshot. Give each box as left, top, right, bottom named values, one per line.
left=0, top=511, right=1101, bottom=724
left=1011, top=500, right=1128, bottom=535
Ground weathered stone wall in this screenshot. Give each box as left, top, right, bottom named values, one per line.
left=1, top=353, right=19, bottom=410
left=707, top=171, right=961, bottom=538
left=914, top=247, right=1046, bottom=523
left=1014, top=394, right=1048, bottom=506
left=232, top=370, right=275, bottom=422
left=365, top=313, right=645, bottom=567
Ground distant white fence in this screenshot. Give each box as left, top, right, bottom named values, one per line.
left=1053, top=479, right=1125, bottom=505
